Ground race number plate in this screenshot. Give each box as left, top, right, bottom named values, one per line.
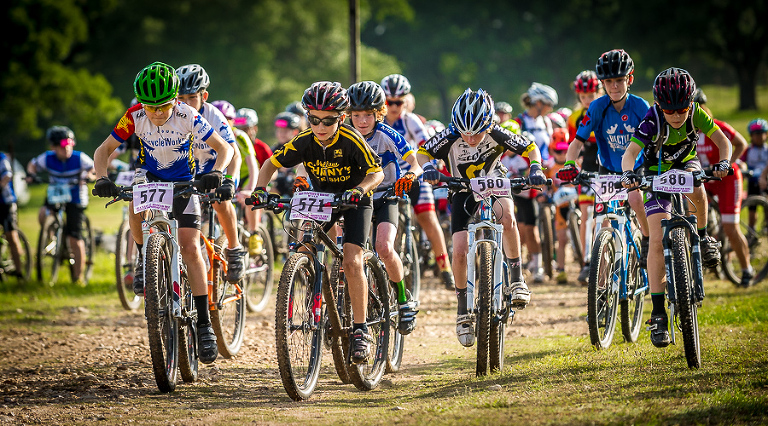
left=652, top=170, right=694, bottom=194
left=133, top=182, right=174, bottom=213
left=591, top=175, right=627, bottom=202
left=47, top=183, right=72, bottom=204
left=290, top=191, right=334, bottom=221
left=470, top=177, right=511, bottom=201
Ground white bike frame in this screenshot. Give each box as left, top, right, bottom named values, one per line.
left=140, top=207, right=184, bottom=319
left=465, top=199, right=506, bottom=315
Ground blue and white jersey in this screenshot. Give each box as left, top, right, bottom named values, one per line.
left=742, top=145, right=768, bottom=181
left=386, top=112, right=428, bottom=174
left=365, top=122, right=415, bottom=199
left=30, top=151, right=94, bottom=206
left=192, top=102, right=236, bottom=175
left=575, top=93, right=649, bottom=173
left=0, top=153, right=16, bottom=204
left=517, top=112, right=553, bottom=162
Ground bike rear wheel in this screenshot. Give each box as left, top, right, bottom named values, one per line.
left=244, top=225, right=275, bottom=313
left=144, top=233, right=180, bottom=392
left=387, top=223, right=421, bottom=373
left=489, top=250, right=507, bottom=373
left=115, top=220, right=141, bottom=310
left=568, top=208, right=584, bottom=267
left=37, top=215, right=61, bottom=285
left=325, top=257, right=352, bottom=384
left=670, top=228, right=701, bottom=368
left=723, top=196, right=768, bottom=285
left=475, top=241, right=493, bottom=376
left=0, top=229, right=31, bottom=282
left=210, top=236, right=247, bottom=358
left=275, top=252, right=323, bottom=401
left=346, top=254, right=390, bottom=390
left=539, top=204, right=554, bottom=279
left=621, top=231, right=646, bottom=343
left=587, top=228, right=620, bottom=349
left=178, top=269, right=199, bottom=383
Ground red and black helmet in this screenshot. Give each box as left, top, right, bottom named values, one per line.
left=653, top=67, right=696, bottom=111
left=595, top=49, right=634, bottom=80
left=301, top=81, right=350, bottom=112
left=573, top=70, right=602, bottom=93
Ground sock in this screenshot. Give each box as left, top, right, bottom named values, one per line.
left=651, top=293, right=666, bottom=316
left=508, top=257, right=522, bottom=282
left=194, top=295, right=211, bottom=325
left=530, top=253, right=541, bottom=269
left=391, top=280, right=407, bottom=304
left=456, top=288, right=468, bottom=315
left=136, top=243, right=143, bottom=256
left=353, top=322, right=368, bottom=333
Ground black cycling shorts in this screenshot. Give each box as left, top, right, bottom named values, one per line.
left=512, top=195, right=537, bottom=227
left=372, top=197, right=399, bottom=227
left=0, top=203, right=18, bottom=232
left=323, top=197, right=373, bottom=249
left=44, top=202, right=86, bottom=239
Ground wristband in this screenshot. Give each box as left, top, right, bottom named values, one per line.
left=224, top=174, right=233, bottom=180
left=530, top=160, right=541, bottom=165
left=564, top=161, right=576, bottom=167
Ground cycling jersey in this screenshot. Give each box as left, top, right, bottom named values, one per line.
left=0, top=153, right=16, bottom=204
left=365, top=122, right=414, bottom=199
left=741, top=144, right=768, bottom=180
left=193, top=102, right=236, bottom=175
left=568, top=106, right=598, bottom=172
left=699, top=119, right=742, bottom=222
left=419, top=124, right=535, bottom=179
left=251, top=138, right=273, bottom=167
left=269, top=124, right=382, bottom=194
left=516, top=112, right=552, bottom=161
left=575, top=94, right=649, bottom=173
left=697, top=119, right=735, bottom=168
left=30, top=151, right=94, bottom=206
left=233, top=127, right=257, bottom=183
left=631, top=103, right=719, bottom=173
left=111, top=102, right=215, bottom=182
left=386, top=112, right=428, bottom=146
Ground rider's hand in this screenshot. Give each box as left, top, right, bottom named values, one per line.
left=556, top=161, right=579, bottom=183
left=341, top=187, right=365, bottom=204
left=92, top=176, right=119, bottom=198
left=249, top=187, right=270, bottom=207
left=712, top=159, right=731, bottom=178
left=394, top=172, right=417, bottom=197
left=528, top=162, right=547, bottom=187
left=215, top=178, right=235, bottom=200
left=293, top=176, right=311, bottom=194
left=621, top=171, right=640, bottom=188
left=422, top=164, right=441, bottom=185
left=199, top=170, right=223, bottom=191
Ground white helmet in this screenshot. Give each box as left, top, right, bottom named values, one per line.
left=451, top=88, right=495, bottom=136
left=528, top=82, right=558, bottom=106
left=380, top=74, right=411, bottom=97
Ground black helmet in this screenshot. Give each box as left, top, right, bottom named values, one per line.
left=348, top=81, right=386, bottom=111
left=301, top=81, right=349, bottom=111
left=693, top=88, right=707, bottom=105
left=596, top=49, right=635, bottom=80
left=46, top=126, right=75, bottom=145
left=653, top=67, right=696, bottom=111
left=176, top=64, right=210, bottom=95
left=285, top=101, right=306, bottom=116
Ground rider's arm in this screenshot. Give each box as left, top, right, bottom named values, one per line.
left=93, top=135, right=123, bottom=178
left=207, top=132, right=233, bottom=174
left=254, top=158, right=278, bottom=188
left=415, top=151, right=431, bottom=167
left=403, top=152, right=423, bottom=177
left=357, top=170, right=384, bottom=194
left=224, top=141, right=242, bottom=180
left=564, top=138, right=584, bottom=164
left=622, top=141, right=642, bottom=173
left=728, top=129, right=748, bottom=164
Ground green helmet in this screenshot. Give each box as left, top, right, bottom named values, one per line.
left=133, top=62, right=179, bottom=106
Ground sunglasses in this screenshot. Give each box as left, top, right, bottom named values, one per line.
left=661, top=105, right=690, bottom=115
left=386, top=99, right=404, bottom=107
left=307, top=114, right=341, bottom=126
left=143, top=101, right=175, bottom=114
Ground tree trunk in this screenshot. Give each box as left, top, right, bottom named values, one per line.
left=735, top=63, right=758, bottom=111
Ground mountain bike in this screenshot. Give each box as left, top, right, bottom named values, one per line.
left=251, top=191, right=390, bottom=401
left=115, top=205, right=142, bottom=310
left=622, top=169, right=723, bottom=368
left=0, top=225, right=31, bottom=282
left=106, top=182, right=202, bottom=392
left=538, top=186, right=583, bottom=281
left=36, top=183, right=94, bottom=285
left=572, top=172, right=648, bottom=349
left=441, top=174, right=549, bottom=376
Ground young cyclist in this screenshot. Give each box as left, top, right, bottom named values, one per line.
left=516, top=82, right=558, bottom=161
left=417, top=88, right=547, bottom=347
left=175, top=64, right=247, bottom=284
left=621, top=68, right=731, bottom=348
left=347, top=80, right=422, bottom=334
left=0, top=152, right=24, bottom=279
left=234, top=108, right=273, bottom=168
left=744, top=119, right=768, bottom=229
left=542, top=128, right=576, bottom=285
left=694, top=89, right=753, bottom=287
left=270, top=111, right=303, bottom=197
left=27, top=126, right=95, bottom=286
left=381, top=73, right=455, bottom=290
left=92, top=61, right=233, bottom=364
left=250, top=81, right=384, bottom=364
left=558, top=49, right=651, bottom=280
left=567, top=71, right=604, bottom=282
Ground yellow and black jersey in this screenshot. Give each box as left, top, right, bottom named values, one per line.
left=270, top=123, right=382, bottom=193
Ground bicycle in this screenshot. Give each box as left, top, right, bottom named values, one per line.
left=233, top=201, right=275, bottom=313
left=571, top=172, right=649, bottom=349
left=106, top=182, right=202, bottom=392
left=0, top=225, right=31, bottom=282
left=537, top=187, right=583, bottom=282
left=115, top=204, right=142, bottom=310
left=36, top=182, right=95, bottom=286
left=372, top=185, right=421, bottom=373
left=622, top=169, right=723, bottom=368
left=440, top=174, right=549, bottom=376
left=251, top=191, right=390, bottom=401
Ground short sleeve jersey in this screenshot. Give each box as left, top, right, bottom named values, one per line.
left=631, top=103, right=719, bottom=173
left=193, top=102, right=236, bottom=175
left=233, top=127, right=257, bottom=182
left=419, top=124, right=536, bottom=179
left=365, top=122, right=414, bottom=198
left=269, top=124, right=382, bottom=193
left=251, top=138, right=273, bottom=167
left=111, top=102, right=214, bottom=182
left=0, top=153, right=16, bottom=204
left=575, top=94, right=649, bottom=172
left=516, top=112, right=552, bottom=162
left=741, top=144, right=768, bottom=178
left=389, top=112, right=428, bottom=173
left=31, top=151, right=94, bottom=206
left=697, top=119, right=735, bottom=168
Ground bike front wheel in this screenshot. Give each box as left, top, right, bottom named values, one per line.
left=115, top=220, right=141, bottom=310
left=475, top=241, right=494, bottom=376
left=178, top=269, right=199, bottom=383
left=210, top=236, right=247, bottom=358
left=275, top=252, right=323, bottom=401
left=670, top=228, right=701, bottom=368
left=36, top=215, right=61, bottom=285
left=144, top=233, right=180, bottom=392
left=539, top=204, right=554, bottom=279
left=1, top=229, right=31, bottom=282
left=587, top=228, right=620, bottom=349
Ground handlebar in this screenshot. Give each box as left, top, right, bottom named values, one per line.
left=244, top=192, right=358, bottom=214
left=612, top=168, right=733, bottom=192
left=438, top=174, right=552, bottom=192
left=103, top=180, right=211, bottom=207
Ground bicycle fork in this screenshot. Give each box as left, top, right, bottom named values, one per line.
left=465, top=221, right=506, bottom=315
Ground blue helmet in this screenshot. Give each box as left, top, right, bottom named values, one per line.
left=748, top=118, right=768, bottom=134
left=451, top=88, right=495, bottom=135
